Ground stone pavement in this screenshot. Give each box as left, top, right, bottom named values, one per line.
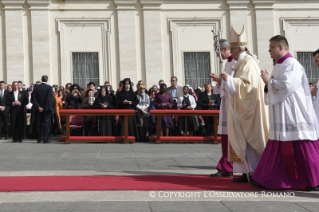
left=0, top=139, right=318, bottom=212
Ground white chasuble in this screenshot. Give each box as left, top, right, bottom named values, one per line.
left=225, top=52, right=269, bottom=173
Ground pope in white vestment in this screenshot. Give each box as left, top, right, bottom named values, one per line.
left=252, top=35, right=319, bottom=190
left=220, top=26, right=269, bottom=182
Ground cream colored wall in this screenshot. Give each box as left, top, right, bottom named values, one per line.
left=0, top=0, right=319, bottom=89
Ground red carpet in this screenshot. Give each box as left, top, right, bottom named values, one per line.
left=0, top=175, right=261, bottom=192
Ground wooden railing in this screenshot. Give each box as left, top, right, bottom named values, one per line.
left=60, top=109, right=136, bottom=144
left=59, top=109, right=220, bottom=144
left=150, top=110, right=220, bottom=144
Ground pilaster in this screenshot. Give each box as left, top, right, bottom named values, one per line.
left=28, top=0, right=50, bottom=82
left=2, top=0, right=25, bottom=83
left=252, top=0, right=275, bottom=71
left=113, top=0, right=138, bottom=82
left=140, top=0, right=163, bottom=86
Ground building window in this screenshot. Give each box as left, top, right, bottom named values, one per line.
left=72, top=52, right=99, bottom=88
left=184, top=52, right=211, bottom=88
left=297, top=52, right=319, bottom=83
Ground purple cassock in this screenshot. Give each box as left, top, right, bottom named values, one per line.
left=252, top=53, right=319, bottom=189
left=153, top=92, right=174, bottom=128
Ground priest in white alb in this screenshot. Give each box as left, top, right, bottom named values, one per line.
left=251, top=35, right=319, bottom=191
left=220, top=26, right=269, bottom=182
left=209, top=39, right=236, bottom=177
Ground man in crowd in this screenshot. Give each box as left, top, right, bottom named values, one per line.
left=251, top=35, right=319, bottom=191
left=88, top=82, right=98, bottom=97
left=0, top=81, right=9, bottom=139
left=210, top=39, right=236, bottom=177
left=18, top=81, right=24, bottom=91
left=167, top=76, right=183, bottom=107
left=220, top=26, right=268, bottom=182
left=167, top=76, right=183, bottom=135
left=7, top=81, right=28, bottom=142
left=31, top=75, right=53, bottom=143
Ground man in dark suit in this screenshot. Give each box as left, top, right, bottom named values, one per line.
left=0, top=81, right=10, bottom=139
left=6, top=81, right=28, bottom=142
left=31, top=75, right=53, bottom=143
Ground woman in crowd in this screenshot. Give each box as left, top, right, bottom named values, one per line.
left=177, top=85, right=198, bottom=136
left=66, top=84, right=83, bottom=109
left=136, top=84, right=150, bottom=142
left=153, top=84, right=174, bottom=136
left=198, top=83, right=219, bottom=136
left=116, top=78, right=139, bottom=138
left=82, top=89, right=95, bottom=135
left=7, top=85, right=12, bottom=92
left=93, top=87, right=115, bottom=136
left=51, top=91, right=62, bottom=136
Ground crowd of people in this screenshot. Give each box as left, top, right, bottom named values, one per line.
left=0, top=75, right=221, bottom=143
left=1, top=29, right=319, bottom=192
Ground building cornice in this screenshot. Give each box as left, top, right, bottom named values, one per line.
left=225, top=0, right=250, bottom=9
left=27, top=0, right=50, bottom=9
left=252, top=0, right=275, bottom=9
left=113, top=0, right=137, bottom=10
left=140, top=0, right=162, bottom=10
left=2, top=0, right=25, bottom=9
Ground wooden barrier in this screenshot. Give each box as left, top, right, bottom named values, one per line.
left=150, top=110, right=220, bottom=144
left=59, top=109, right=136, bottom=144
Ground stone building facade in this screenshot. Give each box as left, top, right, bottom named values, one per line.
left=0, top=0, right=319, bottom=88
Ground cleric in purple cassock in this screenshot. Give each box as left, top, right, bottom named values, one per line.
left=210, top=39, right=235, bottom=177
left=251, top=35, right=319, bottom=191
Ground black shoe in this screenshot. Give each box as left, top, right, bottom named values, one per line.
left=305, top=186, right=319, bottom=191
left=18, top=139, right=22, bottom=143
left=43, top=140, right=51, bottom=143
left=210, top=170, right=233, bottom=177
left=12, top=139, right=17, bottom=143
left=233, top=173, right=250, bottom=183
left=249, top=180, right=264, bottom=188
left=37, top=140, right=42, bottom=143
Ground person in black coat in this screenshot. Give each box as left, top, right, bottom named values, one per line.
left=6, top=81, right=28, bottom=142
left=0, top=81, right=10, bottom=139
left=197, top=83, right=220, bottom=136
left=31, top=75, right=53, bottom=143
left=93, top=87, right=115, bottom=136
left=66, top=84, right=83, bottom=109
left=116, top=78, right=139, bottom=139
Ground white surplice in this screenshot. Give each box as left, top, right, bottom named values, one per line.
left=213, top=56, right=237, bottom=135
left=266, top=57, right=319, bottom=141
left=315, top=79, right=319, bottom=123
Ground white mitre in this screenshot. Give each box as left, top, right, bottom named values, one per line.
left=230, top=25, right=247, bottom=47
left=230, top=25, right=260, bottom=63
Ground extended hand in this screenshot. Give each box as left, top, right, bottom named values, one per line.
left=39, top=107, right=44, bottom=112
left=210, top=73, right=222, bottom=84
left=220, top=73, right=228, bottom=81
left=261, top=69, right=271, bottom=84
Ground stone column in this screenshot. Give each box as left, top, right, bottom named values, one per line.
left=113, top=0, right=138, bottom=83
left=226, top=0, right=250, bottom=33
left=140, top=0, right=163, bottom=87
left=0, top=3, right=4, bottom=81
left=28, top=0, right=51, bottom=82
left=2, top=0, right=25, bottom=83
left=252, top=0, right=275, bottom=71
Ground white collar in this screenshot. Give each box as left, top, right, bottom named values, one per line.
left=238, top=51, right=247, bottom=62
